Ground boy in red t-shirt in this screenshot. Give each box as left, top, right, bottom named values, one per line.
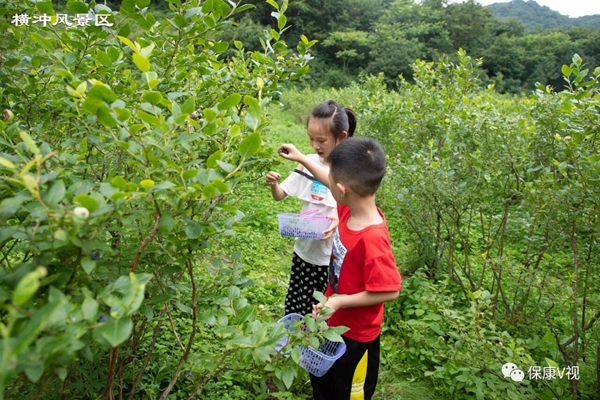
left=278, top=137, right=402, bottom=400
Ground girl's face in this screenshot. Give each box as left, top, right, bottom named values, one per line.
left=307, top=118, right=346, bottom=163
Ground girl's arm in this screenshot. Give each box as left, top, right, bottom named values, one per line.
left=265, top=171, right=287, bottom=201
left=278, top=144, right=331, bottom=188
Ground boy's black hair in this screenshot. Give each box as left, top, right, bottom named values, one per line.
left=308, top=100, right=357, bottom=140
left=328, top=137, right=386, bottom=197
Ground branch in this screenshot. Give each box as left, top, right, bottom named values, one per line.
left=127, top=307, right=167, bottom=400
left=158, top=257, right=198, bottom=400
left=131, top=204, right=161, bottom=273
left=561, top=309, right=600, bottom=348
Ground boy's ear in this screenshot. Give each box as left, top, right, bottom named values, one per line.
left=337, top=181, right=347, bottom=197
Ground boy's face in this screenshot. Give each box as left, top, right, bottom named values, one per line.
left=328, top=170, right=347, bottom=205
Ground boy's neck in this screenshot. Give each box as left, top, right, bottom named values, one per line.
left=344, top=195, right=383, bottom=230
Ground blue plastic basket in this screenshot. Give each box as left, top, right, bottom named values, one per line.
left=276, top=313, right=347, bottom=377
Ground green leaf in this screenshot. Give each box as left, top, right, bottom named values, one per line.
left=30, top=33, right=54, bottom=53
left=265, top=0, right=279, bottom=10
left=243, top=95, right=261, bottom=131
left=213, top=41, right=229, bottom=53
left=202, top=0, right=213, bottom=13
left=158, top=213, right=175, bottom=233
left=277, top=14, right=287, bottom=30
left=0, top=196, right=26, bottom=218
left=202, top=183, right=217, bottom=198
left=0, top=157, right=16, bottom=171
left=81, top=258, right=96, bottom=274
left=207, top=150, right=222, bottom=168
left=234, top=4, right=255, bottom=14
left=74, top=194, right=99, bottom=213
left=561, top=65, right=571, bottom=77
left=36, top=1, right=54, bottom=14
left=82, top=298, right=99, bottom=322
left=183, top=169, right=198, bottom=180
left=133, top=53, right=150, bottom=72
left=88, top=84, right=117, bottom=103
left=97, top=106, right=118, bottom=127
left=137, top=110, right=162, bottom=126
left=95, top=317, right=133, bottom=347
left=312, top=291, right=327, bottom=303
left=238, top=131, right=261, bottom=157
left=185, top=221, right=203, bottom=239
left=236, top=306, right=254, bottom=324
left=204, top=108, right=217, bottom=122
left=171, top=100, right=182, bottom=120
left=218, top=93, right=242, bottom=111
left=19, top=131, right=40, bottom=155
left=181, top=97, right=196, bottom=115
left=323, top=330, right=344, bottom=343
left=43, top=180, right=66, bottom=206
left=281, top=367, right=296, bottom=389
left=24, top=362, right=44, bottom=383
left=117, top=35, right=137, bottom=52
left=110, top=176, right=128, bottom=190
left=173, top=14, right=189, bottom=28
left=227, top=286, right=240, bottom=300
left=291, top=347, right=302, bottom=363
left=175, top=302, right=193, bottom=314
left=67, top=0, right=89, bottom=13
left=142, top=91, right=162, bottom=105
left=13, top=267, right=47, bottom=306
left=545, top=358, right=559, bottom=368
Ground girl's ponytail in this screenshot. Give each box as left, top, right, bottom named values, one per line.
left=344, top=107, right=357, bottom=137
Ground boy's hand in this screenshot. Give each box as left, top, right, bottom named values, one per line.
left=265, top=171, right=281, bottom=186
left=321, top=215, right=339, bottom=240
left=312, top=295, right=346, bottom=319
left=278, top=144, right=304, bottom=162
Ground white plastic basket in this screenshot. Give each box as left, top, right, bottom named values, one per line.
left=276, top=313, right=347, bottom=377
left=277, top=210, right=330, bottom=240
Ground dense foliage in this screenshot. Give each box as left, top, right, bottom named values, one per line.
left=0, top=0, right=348, bottom=398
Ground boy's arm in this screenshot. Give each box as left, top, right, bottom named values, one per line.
left=313, top=290, right=399, bottom=317
left=278, top=144, right=331, bottom=188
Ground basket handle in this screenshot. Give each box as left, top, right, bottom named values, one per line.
left=297, top=209, right=319, bottom=216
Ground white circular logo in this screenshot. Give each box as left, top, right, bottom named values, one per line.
left=501, top=362, right=518, bottom=378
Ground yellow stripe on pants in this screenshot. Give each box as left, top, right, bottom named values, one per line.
left=350, top=350, right=368, bottom=400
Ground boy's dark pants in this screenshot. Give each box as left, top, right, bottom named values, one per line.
left=310, top=335, right=380, bottom=400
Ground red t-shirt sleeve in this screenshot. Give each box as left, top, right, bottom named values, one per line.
left=363, top=237, right=402, bottom=292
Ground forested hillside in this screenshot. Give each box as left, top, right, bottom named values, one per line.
left=239, top=0, right=600, bottom=93
left=487, top=0, right=600, bottom=30
left=68, top=0, right=600, bottom=93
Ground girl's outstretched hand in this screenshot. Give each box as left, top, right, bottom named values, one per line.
left=321, top=215, right=339, bottom=240
left=265, top=171, right=281, bottom=186
left=278, top=144, right=303, bottom=162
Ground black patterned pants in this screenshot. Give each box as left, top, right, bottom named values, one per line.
left=284, top=252, right=329, bottom=316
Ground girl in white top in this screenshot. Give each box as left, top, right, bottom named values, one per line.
left=265, top=100, right=357, bottom=316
